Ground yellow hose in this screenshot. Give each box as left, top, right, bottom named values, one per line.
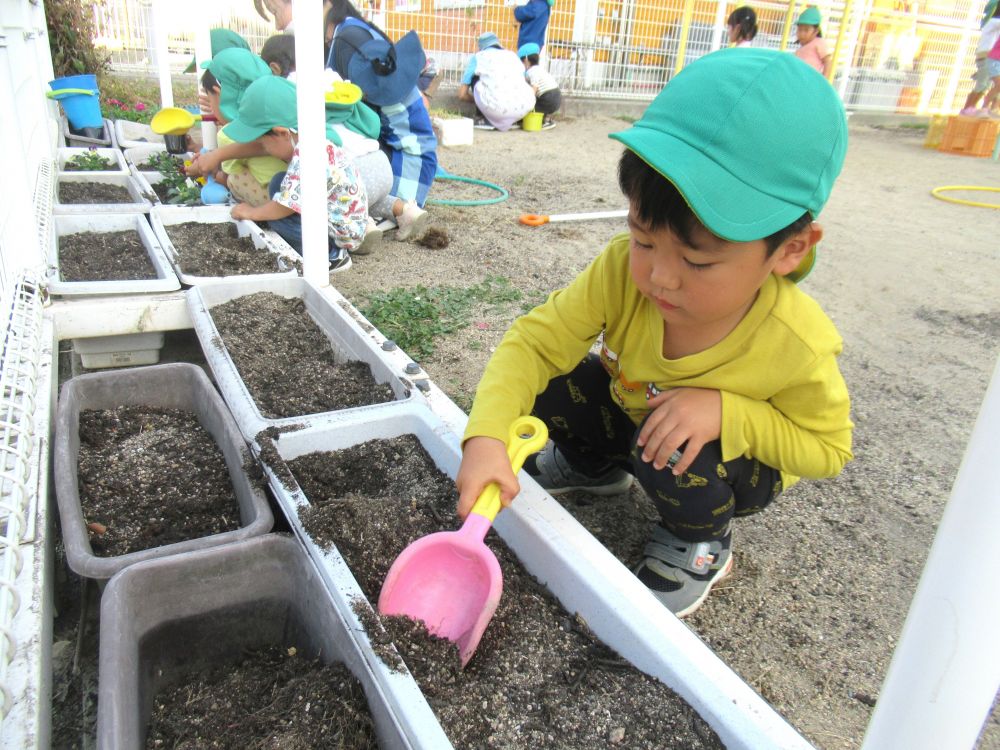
left=930, top=185, right=1000, bottom=209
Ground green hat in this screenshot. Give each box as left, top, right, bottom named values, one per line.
left=797, top=6, right=822, bottom=26
left=224, top=76, right=344, bottom=144
left=609, top=48, right=847, bottom=245
left=184, top=28, right=250, bottom=74
left=206, top=48, right=272, bottom=122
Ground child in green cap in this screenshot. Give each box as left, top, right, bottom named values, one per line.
left=794, top=6, right=832, bottom=76
left=225, top=75, right=369, bottom=272
left=455, top=48, right=852, bottom=618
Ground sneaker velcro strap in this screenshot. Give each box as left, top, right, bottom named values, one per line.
left=643, top=539, right=714, bottom=575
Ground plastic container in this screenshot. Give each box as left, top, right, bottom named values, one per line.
left=522, top=111, right=544, bottom=132
left=56, top=147, right=129, bottom=177
left=924, top=114, right=949, bottom=149
left=53, top=172, right=151, bottom=215
left=47, top=213, right=180, bottom=296
left=53, top=363, right=274, bottom=581
left=431, top=116, right=474, bottom=146
left=48, top=74, right=102, bottom=129
left=114, top=119, right=164, bottom=149
left=61, top=115, right=115, bottom=148
left=72, top=332, right=165, bottom=368
left=149, top=205, right=301, bottom=285
left=260, top=402, right=813, bottom=749
left=187, top=276, right=417, bottom=441
left=123, top=144, right=168, bottom=172
left=938, top=116, right=1000, bottom=158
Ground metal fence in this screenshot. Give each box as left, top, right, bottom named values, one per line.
left=92, top=0, right=986, bottom=114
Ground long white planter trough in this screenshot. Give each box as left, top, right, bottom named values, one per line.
left=98, top=534, right=424, bottom=749
left=47, top=213, right=180, bottom=297
left=53, top=172, right=151, bottom=215
left=187, top=276, right=420, bottom=441
left=56, top=147, right=129, bottom=177
left=260, top=401, right=814, bottom=750
left=149, top=205, right=301, bottom=285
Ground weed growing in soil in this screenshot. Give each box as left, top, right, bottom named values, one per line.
left=360, top=275, right=522, bottom=358
left=64, top=151, right=113, bottom=171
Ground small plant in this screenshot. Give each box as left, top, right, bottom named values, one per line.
left=142, top=152, right=185, bottom=174
left=65, top=150, right=113, bottom=171
left=361, top=276, right=522, bottom=358
left=165, top=179, right=202, bottom=206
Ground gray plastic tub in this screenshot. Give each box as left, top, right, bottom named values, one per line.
left=97, top=534, right=426, bottom=750
left=149, top=205, right=301, bottom=286
left=54, top=363, right=274, bottom=581
left=47, top=213, right=180, bottom=296
left=187, top=276, right=418, bottom=441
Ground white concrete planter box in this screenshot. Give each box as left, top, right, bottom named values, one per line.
left=260, top=402, right=813, bottom=750
left=53, top=172, right=151, bottom=215
left=149, top=205, right=301, bottom=285
left=187, top=276, right=420, bottom=442
left=56, top=147, right=129, bottom=177
left=431, top=116, right=474, bottom=147
left=47, top=213, right=180, bottom=297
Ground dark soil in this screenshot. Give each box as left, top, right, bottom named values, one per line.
left=144, top=179, right=171, bottom=204
left=286, top=434, right=722, bottom=750
left=145, top=645, right=378, bottom=749
left=58, top=181, right=133, bottom=204
left=76, top=405, right=241, bottom=556
left=58, top=229, right=158, bottom=282
left=210, top=292, right=396, bottom=419
left=164, top=221, right=287, bottom=277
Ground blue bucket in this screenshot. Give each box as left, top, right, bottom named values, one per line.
left=47, top=74, right=103, bottom=130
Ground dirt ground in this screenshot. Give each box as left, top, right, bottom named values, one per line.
left=332, top=115, right=1000, bottom=749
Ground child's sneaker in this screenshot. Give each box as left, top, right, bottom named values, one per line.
left=354, top=217, right=383, bottom=256
left=959, top=106, right=981, bottom=117
left=634, top=526, right=733, bottom=617
left=473, top=117, right=496, bottom=130
left=541, top=117, right=556, bottom=130
left=524, top=444, right=633, bottom=496
left=395, top=201, right=429, bottom=242
left=328, top=248, right=352, bottom=273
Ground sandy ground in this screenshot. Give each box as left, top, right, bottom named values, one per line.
left=332, top=115, right=1000, bottom=749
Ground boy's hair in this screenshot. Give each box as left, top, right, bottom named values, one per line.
left=617, top=149, right=811, bottom=254
left=261, top=33, right=296, bottom=76
left=727, top=6, right=758, bottom=41
left=525, top=53, right=540, bottom=66
left=200, top=68, right=219, bottom=93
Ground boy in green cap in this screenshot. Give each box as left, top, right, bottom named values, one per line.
left=455, top=48, right=853, bottom=617
left=794, top=6, right=832, bottom=76
left=225, top=75, right=369, bottom=271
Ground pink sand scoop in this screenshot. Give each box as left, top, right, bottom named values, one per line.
left=377, top=416, right=548, bottom=666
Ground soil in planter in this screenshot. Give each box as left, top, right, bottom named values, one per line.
left=139, top=154, right=184, bottom=172
left=287, top=435, right=722, bottom=750
left=165, top=221, right=287, bottom=277
left=59, top=229, right=158, bottom=281
left=77, top=405, right=241, bottom=556
left=59, top=181, right=133, bottom=204
left=210, top=292, right=395, bottom=418
left=144, top=179, right=171, bottom=204
left=145, top=645, right=378, bottom=749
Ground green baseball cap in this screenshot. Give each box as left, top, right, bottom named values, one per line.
left=205, top=48, right=272, bottom=122
left=224, top=76, right=344, bottom=144
left=184, top=28, right=250, bottom=74
left=609, top=48, right=847, bottom=244
left=797, top=6, right=823, bottom=26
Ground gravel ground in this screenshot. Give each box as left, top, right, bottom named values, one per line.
left=331, top=114, right=1000, bottom=749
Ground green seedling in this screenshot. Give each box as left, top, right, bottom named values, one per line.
left=65, top=151, right=114, bottom=171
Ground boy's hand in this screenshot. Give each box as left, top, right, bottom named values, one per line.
left=455, top=436, right=520, bottom=520
left=230, top=202, right=253, bottom=221
left=184, top=155, right=205, bottom=178
left=637, top=387, right=721, bottom=475
left=193, top=150, right=223, bottom=175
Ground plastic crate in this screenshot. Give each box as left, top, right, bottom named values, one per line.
left=923, top=114, right=949, bottom=149
left=73, top=332, right=165, bottom=368
left=938, top=116, right=1000, bottom=158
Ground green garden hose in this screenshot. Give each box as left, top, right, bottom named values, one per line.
left=427, top=170, right=509, bottom=207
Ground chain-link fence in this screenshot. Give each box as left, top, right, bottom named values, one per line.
left=91, top=0, right=987, bottom=114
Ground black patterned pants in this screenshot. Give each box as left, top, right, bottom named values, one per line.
left=532, top=354, right=783, bottom=542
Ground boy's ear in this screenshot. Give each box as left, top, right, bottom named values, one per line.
left=267, top=61, right=283, bottom=76
left=772, top=222, right=823, bottom=277
left=270, top=126, right=291, bottom=137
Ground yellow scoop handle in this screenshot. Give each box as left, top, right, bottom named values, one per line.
left=468, top=416, right=548, bottom=523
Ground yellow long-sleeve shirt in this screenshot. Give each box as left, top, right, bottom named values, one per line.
left=465, top=233, right=853, bottom=486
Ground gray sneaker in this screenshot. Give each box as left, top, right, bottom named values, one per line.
left=524, top=444, right=633, bottom=496
left=634, top=526, right=733, bottom=617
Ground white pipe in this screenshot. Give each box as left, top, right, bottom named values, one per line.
left=150, top=0, right=173, bottom=109
left=710, top=0, right=728, bottom=52
left=861, top=356, right=1000, bottom=749
left=546, top=209, right=628, bottom=222
left=292, top=0, right=329, bottom=288
left=194, top=25, right=217, bottom=149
